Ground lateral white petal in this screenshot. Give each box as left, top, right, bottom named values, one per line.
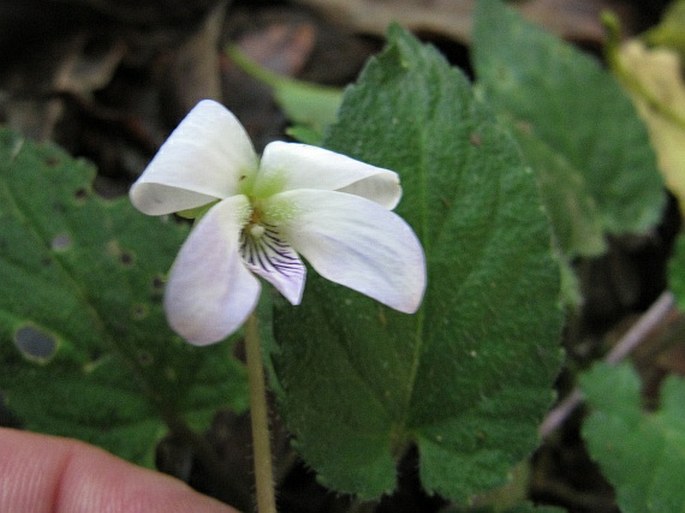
left=130, top=100, right=258, bottom=215
left=275, top=190, right=426, bottom=313
left=257, top=141, right=402, bottom=209
left=164, top=195, right=260, bottom=345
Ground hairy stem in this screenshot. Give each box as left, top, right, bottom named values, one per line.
left=245, top=312, right=277, bottom=513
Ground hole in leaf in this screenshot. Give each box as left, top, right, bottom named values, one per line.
left=137, top=350, right=154, bottom=367
left=89, top=348, right=104, bottom=361
left=106, top=240, right=135, bottom=266
left=73, top=188, right=89, bottom=202
left=14, top=325, right=58, bottom=363
left=131, top=303, right=149, bottom=320
left=469, top=132, right=482, bottom=146
left=51, top=233, right=72, bottom=251
left=150, top=275, right=165, bottom=298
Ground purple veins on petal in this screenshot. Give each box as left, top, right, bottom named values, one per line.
left=240, top=225, right=302, bottom=277
left=239, top=222, right=306, bottom=305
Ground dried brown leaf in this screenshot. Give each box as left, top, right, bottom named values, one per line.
left=618, top=40, right=685, bottom=215
left=291, top=0, right=636, bottom=44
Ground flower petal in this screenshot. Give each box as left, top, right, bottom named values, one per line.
left=256, top=141, right=402, bottom=209
left=240, top=224, right=306, bottom=305
left=273, top=190, right=426, bottom=313
left=130, top=100, right=258, bottom=215
left=164, top=194, right=260, bottom=345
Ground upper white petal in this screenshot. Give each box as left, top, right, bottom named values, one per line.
left=272, top=190, right=426, bottom=313
left=164, top=194, right=260, bottom=345
left=130, top=99, right=258, bottom=215
left=256, top=141, right=402, bottom=209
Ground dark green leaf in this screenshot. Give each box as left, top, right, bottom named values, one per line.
left=0, top=129, right=247, bottom=465
left=511, top=130, right=606, bottom=257
left=270, top=26, right=563, bottom=501
left=581, top=362, right=685, bottom=513
left=473, top=0, right=665, bottom=257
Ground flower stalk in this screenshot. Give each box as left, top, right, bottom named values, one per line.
left=245, top=313, right=277, bottom=513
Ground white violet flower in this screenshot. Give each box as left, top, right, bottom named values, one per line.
left=130, top=99, right=426, bottom=345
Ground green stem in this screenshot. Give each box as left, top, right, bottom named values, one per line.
left=245, top=312, right=277, bottom=513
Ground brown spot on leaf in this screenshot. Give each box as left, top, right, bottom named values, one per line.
left=106, top=240, right=135, bottom=266
left=73, top=187, right=89, bottom=202
left=44, top=155, right=60, bottom=167
left=131, top=303, right=149, bottom=320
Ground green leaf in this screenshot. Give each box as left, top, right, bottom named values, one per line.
left=0, top=129, right=247, bottom=465
left=472, top=0, right=665, bottom=257
left=581, top=362, right=685, bottom=513
left=510, top=129, right=606, bottom=257
left=269, top=26, right=563, bottom=501
left=227, top=46, right=342, bottom=144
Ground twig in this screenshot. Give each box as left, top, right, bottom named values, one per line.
left=604, top=291, right=676, bottom=364
left=539, top=290, right=676, bottom=438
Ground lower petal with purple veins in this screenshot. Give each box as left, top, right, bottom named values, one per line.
left=240, top=222, right=306, bottom=305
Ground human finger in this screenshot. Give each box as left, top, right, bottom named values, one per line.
left=0, top=427, right=240, bottom=513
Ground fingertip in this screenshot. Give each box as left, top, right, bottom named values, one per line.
left=0, top=428, right=239, bottom=513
